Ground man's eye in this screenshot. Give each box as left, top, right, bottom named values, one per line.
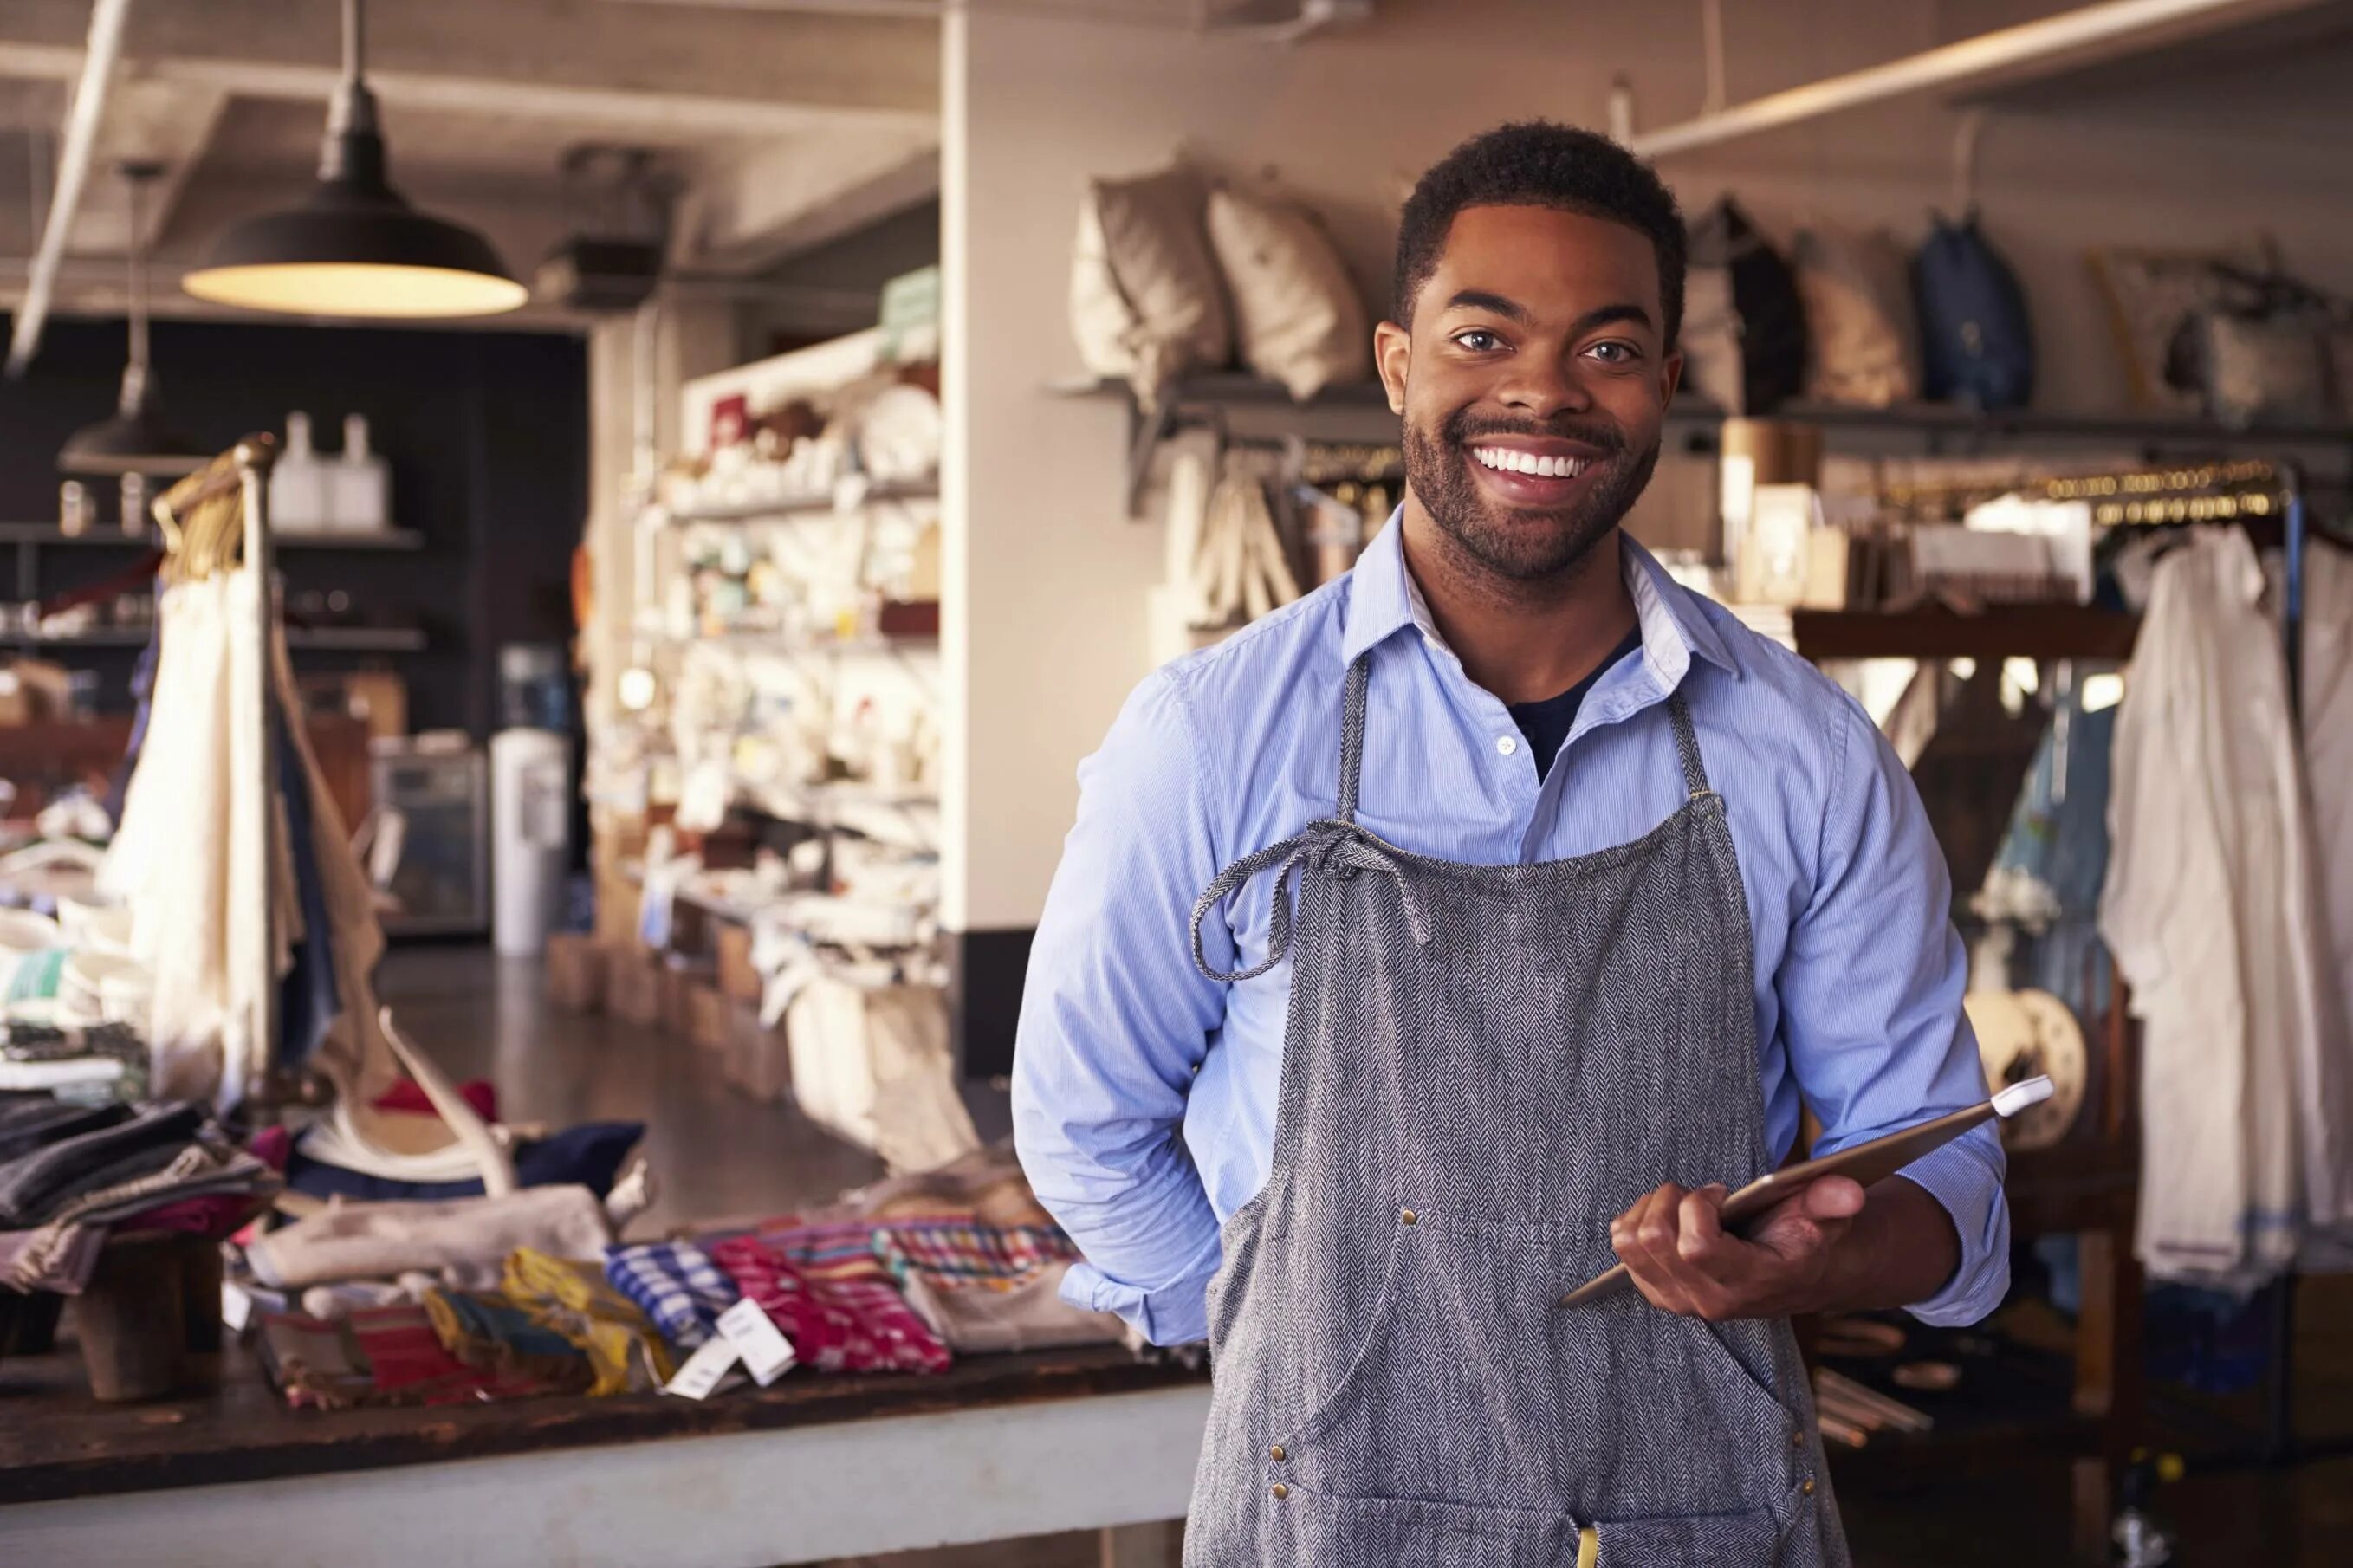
left=1453, top=330, right=1503, bottom=353
left=1587, top=341, right=1641, bottom=365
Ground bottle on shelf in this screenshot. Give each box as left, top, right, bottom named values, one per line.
left=269, top=412, right=330, bottom=535
left=330, top=414, right=391, bottom=534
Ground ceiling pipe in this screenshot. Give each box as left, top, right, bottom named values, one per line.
left=6, top=0, right=135, bottom=378
left=1628, top=0, right=2321, bottom=159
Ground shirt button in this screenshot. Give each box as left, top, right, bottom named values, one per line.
left=1495, top=735, right=1520, bottom=757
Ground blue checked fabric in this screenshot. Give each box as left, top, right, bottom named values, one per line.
left=603, top=1240, right=736, bottom=1351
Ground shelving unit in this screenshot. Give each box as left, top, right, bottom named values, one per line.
left=0, top=522, right=425, bottom=551
left=665, top=481, right=940, bottom=526
left=1053, top=373, right=2353, bottom=518
left=3, top=625, right=426, bottom=653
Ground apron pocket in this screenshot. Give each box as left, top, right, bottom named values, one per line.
left=1593, top=1506, right=1779, bottom=1567
left=1274, top=1207, right=1800, bottom=1519
left=1264, top=1484, right=1586, bottom=1568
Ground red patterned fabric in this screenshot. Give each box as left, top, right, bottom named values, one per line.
left=710, top=1225, right=950, bottom=1375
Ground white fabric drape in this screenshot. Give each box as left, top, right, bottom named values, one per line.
left=2100, top=528, right=2352, bottom=1289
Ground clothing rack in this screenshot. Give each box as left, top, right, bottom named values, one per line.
left=151, top=436, right=289, bottom=1115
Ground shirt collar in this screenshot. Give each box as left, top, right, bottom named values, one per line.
left=1341, top=509, right=1739, bottom=681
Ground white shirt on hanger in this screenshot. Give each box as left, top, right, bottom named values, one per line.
left=2100, top=527, right=2331, bottom=1290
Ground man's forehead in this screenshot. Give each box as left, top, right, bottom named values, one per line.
left=1425, top=204, right=1660, bottom=315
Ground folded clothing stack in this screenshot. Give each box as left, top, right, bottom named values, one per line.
left=0, top=1096, right=276, bottom=1294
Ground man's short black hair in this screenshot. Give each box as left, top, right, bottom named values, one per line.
left=1392, top=121, right=1686, bottom=348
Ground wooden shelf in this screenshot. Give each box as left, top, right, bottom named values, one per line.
left=3, top=625, right=425, bottom=653
left=664, top=481, right=938, bottom=524
left=0, top=524, right=425, bottom=551
left=1791, top=606, right=2141, bottom=663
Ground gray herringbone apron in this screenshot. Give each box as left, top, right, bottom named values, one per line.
left=1181, top=654, right=1849, bottom=1568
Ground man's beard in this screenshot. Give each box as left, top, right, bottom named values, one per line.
left=1402, top=407, right=1661, bottom=583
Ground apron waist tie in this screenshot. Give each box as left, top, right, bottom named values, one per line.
left=1189, top=820, right=1434, bottom=984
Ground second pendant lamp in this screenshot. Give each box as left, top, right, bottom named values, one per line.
left=182, top=0, right=526, bottom=320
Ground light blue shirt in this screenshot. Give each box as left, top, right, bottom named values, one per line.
left=1013, top=519, right=2009, bottom=1345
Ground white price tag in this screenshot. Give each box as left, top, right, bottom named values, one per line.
left=221, top=1280, right=256, bottom=1334
left=716, top=1298, right=797, bottom=1386
left=664, top=1335, right=743, bottom=1400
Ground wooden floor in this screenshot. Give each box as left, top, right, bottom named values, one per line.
left=380, top=948, right=2353, bottom=1568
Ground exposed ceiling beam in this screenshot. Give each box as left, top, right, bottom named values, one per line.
left=6, top=0, right=131, bottom=378
left=678, top=126, right=938, bottom=272
left=0, top=0, right=937, bottom=130
left=0, top=42, right=933, bottom=138
left=1628, top=0, right=2330, bottom=158
left=66, top=77, right=230, bottom=254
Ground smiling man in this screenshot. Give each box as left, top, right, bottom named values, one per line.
left=1014, top=123, right=2006, bottom=1567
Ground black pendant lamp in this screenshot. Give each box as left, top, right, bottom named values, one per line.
left=60, top=162, right=205, bottom=479
left=181, top=0, right=526, bottom=319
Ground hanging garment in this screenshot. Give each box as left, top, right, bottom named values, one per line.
left=2100, top=528, right=2336, bottom=1289
left=1181, top=664, right=1842, bottom=1567
left=2279, top=541, right=2353, bottom=1252
left=103, top=567, right=402, bottom=1110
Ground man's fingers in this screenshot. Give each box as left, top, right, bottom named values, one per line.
left=1613, top=1184, right=1695, bottom=1314
left=1802, top=1176, right=1866, bottom=1221
left=1676, top=1183, right=1730, bottom=1263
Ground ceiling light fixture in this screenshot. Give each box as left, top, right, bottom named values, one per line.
left=61, top=161, right=205, bottom=479
left=181, top=0, right=527, bottom=319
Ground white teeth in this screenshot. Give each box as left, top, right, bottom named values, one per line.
left=1473, top=447, right=1588, bottom=479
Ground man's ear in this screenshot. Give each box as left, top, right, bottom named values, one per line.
left=1375, top=320, right=1411, bottom=416
left=1658, top=349, right=1684, bottom=407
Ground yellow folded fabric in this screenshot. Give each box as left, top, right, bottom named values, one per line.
left=502, top=1247, right=676, bottom=1396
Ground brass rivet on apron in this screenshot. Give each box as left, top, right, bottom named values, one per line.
left=1270, top=1445, right=1287, bottom=1461
left=1790, top=1429, right=1805, bottom=1448
left=1800, top=1478, right=1817, bottom=1498
left=1272, top=1483, right=1290, bottom=1500
left=1400, top=1208, right=1417, bottom=1226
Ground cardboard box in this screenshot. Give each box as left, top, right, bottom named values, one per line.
left=606, top=948, right=662, bottom=1028
left=716, top=923, right=763, bottom=1005
left=545, top=934, right=607, bottom=1014
left=593, top=866, right=641, bottom=949
left=725, top=1003, right=792, bottom=1104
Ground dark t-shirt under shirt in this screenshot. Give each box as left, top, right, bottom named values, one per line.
left=1507, top=626, right=1644, bottom=783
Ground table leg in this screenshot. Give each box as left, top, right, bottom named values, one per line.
left=1099, top=1520, right=1183, bottom=1568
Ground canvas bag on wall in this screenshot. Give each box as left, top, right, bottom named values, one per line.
left=1688, top=198, right=1810, bottom=415
left=1069, top=164, right=1233, bottom=402
left=1204, top=183, right=1371, bottom=400
left=1794, top=224, right=1919, bottom=407
left=1914, top=211, right=2034, bottom=411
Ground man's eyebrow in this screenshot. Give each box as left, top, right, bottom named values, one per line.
left=1569, top=302, right=1654, bottom=336
left=1442, top=289, right=1530, bottom=322
left=1440, top=295, right=1656, bottom=338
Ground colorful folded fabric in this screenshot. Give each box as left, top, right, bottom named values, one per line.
left=710, top=1223, right=950, bottom=1376
left=872, top=1220, right=1079, bottom=1286
left=424, top=1287, right=596, bottom=1394
left=256, top=1304, right=548, bottom=1410
left=871, top=1221, right=1122, bottom=1354
left=502, top=1247, right=675, bottom=1396
left=604, top=1239, right=736, bottom=1351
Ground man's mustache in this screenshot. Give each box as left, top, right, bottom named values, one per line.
left=1439, top=410, right=1627, bottom=455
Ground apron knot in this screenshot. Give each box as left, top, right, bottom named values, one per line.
left=1190, top=819, right=1433, bottom=984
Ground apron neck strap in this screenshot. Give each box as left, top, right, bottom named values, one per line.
left=1337, top=654, right=1371, bottom=824
left=1667, top=689, right=1713, bottom=797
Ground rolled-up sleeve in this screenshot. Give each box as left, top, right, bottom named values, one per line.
left=1779, top=693, right=2010, bottom=1326
left=1013, top=671, right=1231, bottom=1345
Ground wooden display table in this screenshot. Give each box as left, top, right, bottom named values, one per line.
left=0, top=1340, right=1210, bottom=1566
